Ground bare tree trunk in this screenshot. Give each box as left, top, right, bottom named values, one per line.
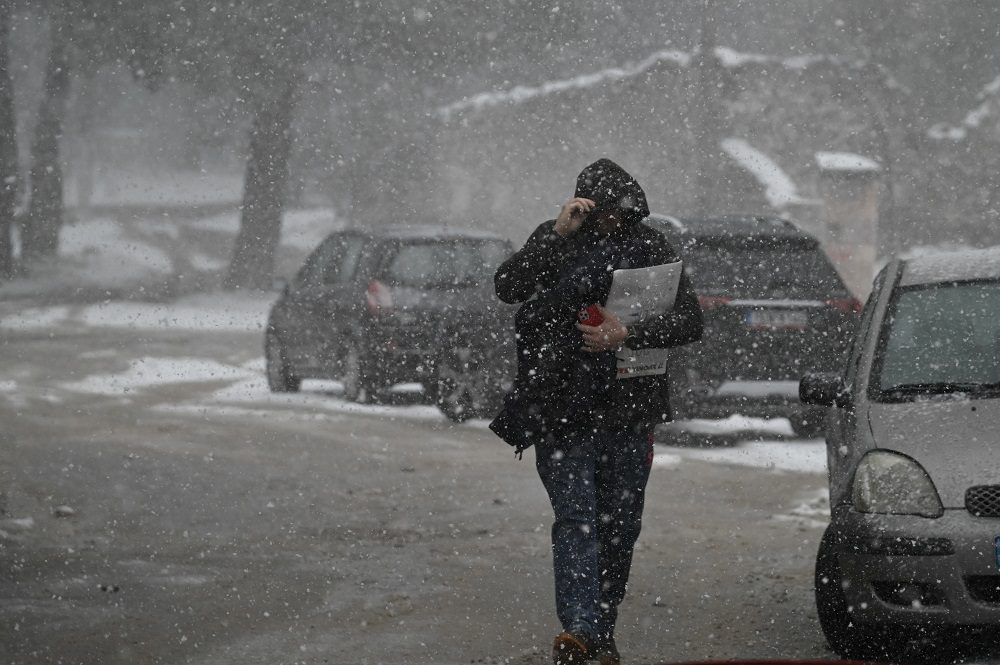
left=22, top=12, right=71, bottom=261
left=72, top=72, right=97, bottom=212
left=0, top=1, right=17, bottom=278
left=224, top=76, right=300, bottom=291
left=693, top=0, right=723, bottom=216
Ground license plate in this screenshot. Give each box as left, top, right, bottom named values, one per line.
left=745, top=309, right=808, bottom=330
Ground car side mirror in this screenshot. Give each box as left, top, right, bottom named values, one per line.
left=799, top=372, right=851, bottom=408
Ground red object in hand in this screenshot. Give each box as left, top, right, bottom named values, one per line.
left=578, top=304, right=604, bottom=326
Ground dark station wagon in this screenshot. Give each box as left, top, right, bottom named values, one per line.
left=645, top=214, right=861, bottom=436
left=265, top=225, right=515, bottom=421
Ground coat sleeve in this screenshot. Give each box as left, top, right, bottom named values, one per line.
left=625, top=261, right=704, bottom=350
left=494, top=221, right=571, bottom=304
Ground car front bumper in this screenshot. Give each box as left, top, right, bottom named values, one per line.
left=830, top=507, right=1000, bottom=626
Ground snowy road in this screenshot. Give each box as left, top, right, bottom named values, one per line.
left=0, top=289, right=847, bottom=665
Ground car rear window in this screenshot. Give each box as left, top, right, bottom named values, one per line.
left=683, top=241, right=849, bottom=299
left=873, top=280, right=1000, bottom=396
left=381, top=239, right=510, bottom=289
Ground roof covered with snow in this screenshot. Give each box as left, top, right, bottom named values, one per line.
left=436, top=46, right=866, bottom=121
left=437, top=48, right=691, bottom=120
left=901, top=246, right=1000, bottom=286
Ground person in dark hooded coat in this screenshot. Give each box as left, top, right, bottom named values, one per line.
left=490, top=159, right=703, bottom=665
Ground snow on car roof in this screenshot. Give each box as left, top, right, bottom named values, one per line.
left=646, top=213, right=814, bottom=242
left=901, top=246, right=1000, bottom=286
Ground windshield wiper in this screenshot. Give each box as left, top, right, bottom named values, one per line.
left=882, top=381, right=1000, bottom=396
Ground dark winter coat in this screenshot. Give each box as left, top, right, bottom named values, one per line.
left=489, top=160, right=703, bottom=455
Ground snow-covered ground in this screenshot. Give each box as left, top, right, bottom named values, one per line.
left=70, top=169, right=244, bottom=208
left=0, top=308, right=832, bottom=475
left=3, top=302, right=822, bottom=473
left=1, top=292, right=275, bottom=333
left=654, top=438, right=826, bottom=474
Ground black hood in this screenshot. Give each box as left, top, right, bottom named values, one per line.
left=574, top=158, right=650, bottom=226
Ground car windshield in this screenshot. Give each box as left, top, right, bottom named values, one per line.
left=874, top=280, right=1000, bottom=398
left=684, top=242, right=848, bottom=299
left=382, top=239, right=509, bottom=289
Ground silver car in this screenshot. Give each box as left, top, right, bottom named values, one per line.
left=800, top=248, right=1000, bottom=660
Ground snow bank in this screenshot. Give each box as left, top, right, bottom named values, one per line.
left=0, top=218, right=174, bottom=298
left=1, top=207, right=340, bottom=301
left=184, top=208, right=342, bottom=249
left=61, top=357, right=257, bottom=396
left=656, top=440, right=826, bottom=474
left=662, top=414, right=794, bottom=437
left=178, top=374, right=446, bottom=423
left=81, top=169, right=243, bottom=207
left=79, top=293, right=273, bottom=332
left=62, top=218, right=174, bottom=277
left=280, top=209, right=345, bottom=250
left=773, top=487, right=830, bottom=528
left=654, top=416, right=826, bottom=474
left=1, top=292, right=274, bottom=333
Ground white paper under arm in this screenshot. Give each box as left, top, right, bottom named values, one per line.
left=604, top=261, right=683, bottom=325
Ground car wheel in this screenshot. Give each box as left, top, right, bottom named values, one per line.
left=815, top=527, right=909, bottom=660
left=341, top=339, right=376, bottom=403
left=790, top=408, right=826, bottom=438
left=265, top=332, right=301, bottom=393
left=436, top=347, right=496, bottom=423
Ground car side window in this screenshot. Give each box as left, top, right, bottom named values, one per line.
left=295, top=238, right=336, bottom=288
left=320, top=236, right=364, bottom=285
left=844, top=266, right=889, bottom=387
left=295, top=234, right=363, bottom=289
left=377, top=239, right=512, bottom=288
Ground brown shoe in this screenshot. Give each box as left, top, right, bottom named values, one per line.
left=551, top=631, right=589, bottom=665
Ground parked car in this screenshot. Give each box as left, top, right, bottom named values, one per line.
left=644, top=214, right=860, bottom=437
left=265, top=225, right=516, bottom=421
left=800, top=248, right=1000, bottom=659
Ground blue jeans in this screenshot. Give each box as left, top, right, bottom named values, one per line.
left=534, top=429, right=653, bottom=644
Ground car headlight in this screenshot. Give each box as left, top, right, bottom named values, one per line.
left=852, top=450, right=943, bottom=518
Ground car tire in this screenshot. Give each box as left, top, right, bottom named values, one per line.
left=341, top=339, right=376, bottom=403
left=435, top=347, right=500, bottom=423
left=265, top=331, right=301, bottom=393
left=815, top=527, right=909, bottom=661
left=790, top=408, right=826, bottom=438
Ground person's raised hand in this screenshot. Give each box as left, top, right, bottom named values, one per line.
left=576, top=305, right=628, bottom=352
left=555, top=198, right=597, bottom=237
